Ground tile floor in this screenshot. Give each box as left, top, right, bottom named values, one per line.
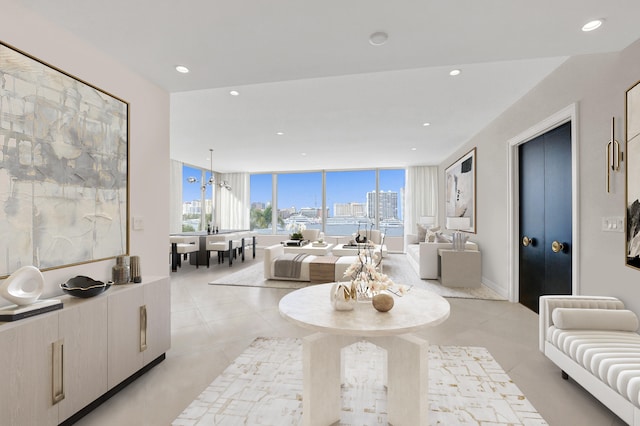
left=75, top=251, right=626, bottom=426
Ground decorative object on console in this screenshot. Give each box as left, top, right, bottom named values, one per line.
left=0, top=265, right=63, bottom=321
left=130, top=255, right=142, bottom=283
left=445, top=148, right=476, bottom=233
left=446, top=217, right=471, bottom=251
left=60, top=276, right=112, bottom=298
left=0, top=265, right=45, bottom=305
left=626, top=79, right=640, bottom=269
left=112, top=255, right=131, bottom=284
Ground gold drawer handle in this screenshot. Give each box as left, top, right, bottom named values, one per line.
left=52, top=339, right=65, bottom=404
left=140, top=305, right=148, bottom=352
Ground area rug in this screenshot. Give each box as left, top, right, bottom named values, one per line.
left=209, top=253, right=506, bottom=300
left=173, top=337, right=546, bottom=425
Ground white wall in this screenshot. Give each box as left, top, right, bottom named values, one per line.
left=439, top=39, right=640, bottom=313
left=1, top=2, right=170, bottom=303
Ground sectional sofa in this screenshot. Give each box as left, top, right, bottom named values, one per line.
left=263, top=244, right=357, bottom=282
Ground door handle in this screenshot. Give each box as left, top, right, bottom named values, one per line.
left=522, top=236, right=535, bottom=247
left=551, top=241, right=565, bottom=253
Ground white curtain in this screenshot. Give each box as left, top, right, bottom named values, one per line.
left=219, top=172, right=250, bottom=230
left=404, top=166, right=438, bottom=238
left=169, top=159, right=183, bottom=234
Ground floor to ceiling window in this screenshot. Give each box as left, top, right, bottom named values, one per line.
left=249, top=173, right=274, bottom=233
left=277, top=172, right=323, bottom=236
left=249, top=169, right=404, bottom=237
left=378, top=169, right=405, bottom=237
left=182, top=164, right=213, bottom=232
left=326, top=170, right=376, bottom=237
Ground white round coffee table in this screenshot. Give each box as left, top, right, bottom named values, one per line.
left=279, top=283, right=450, bottom=426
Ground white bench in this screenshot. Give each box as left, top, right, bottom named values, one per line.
left=540, top=295, right=640, bottom=425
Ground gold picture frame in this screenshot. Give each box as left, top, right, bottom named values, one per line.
left=0, top=41, right=129, bottom=278
left=627, top=80, right=640, bottom=269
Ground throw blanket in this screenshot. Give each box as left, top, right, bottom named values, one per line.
left=274, top=253, right=309, bottom=278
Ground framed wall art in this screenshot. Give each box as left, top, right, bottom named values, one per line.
left=0, top=41, right=129, bottom=278
left=445, top=147, right=476, bottom=233
left=627, top=80, right=640, bottom=269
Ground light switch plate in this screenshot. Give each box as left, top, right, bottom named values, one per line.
left=132, top=216, right=144, bottom=231
left=602, top=216, right=624, bottom=232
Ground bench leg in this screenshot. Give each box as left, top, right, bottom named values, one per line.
left=562, top=370, right=569, bottom=380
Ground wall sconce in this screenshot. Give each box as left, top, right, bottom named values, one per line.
left=607, top=117, right=623, bottom=193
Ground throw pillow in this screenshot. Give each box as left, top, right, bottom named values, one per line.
left=425, top=226, right=441, bottom=243
left=435, top=232, right=452, bottom=243
left=552, top=308, right=639, bottom=332
left=417, top=223, right=428, bottom=243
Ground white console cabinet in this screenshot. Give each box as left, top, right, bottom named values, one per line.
left=108, top=277, right=171, bottom=388
left=0, top=276, right=170, bottom=426
left=0, top=312, right=59, bottom=425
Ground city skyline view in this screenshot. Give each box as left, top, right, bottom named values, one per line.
left=183, top=166, right=405, bottom=219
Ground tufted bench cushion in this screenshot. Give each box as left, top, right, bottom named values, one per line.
left=540, top=296, right=640, bottom=425
left=547, top=327, right=640, bottom=404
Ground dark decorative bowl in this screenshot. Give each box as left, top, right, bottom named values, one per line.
left=60, top=276, right=112, bottom=298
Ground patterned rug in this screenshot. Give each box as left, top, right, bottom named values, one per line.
left=209, top=253, right=506, bottom=300
left=173, top=337, right=545, bottom=425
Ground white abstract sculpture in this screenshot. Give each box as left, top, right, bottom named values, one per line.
left=0, top=265, right=45, bottom=306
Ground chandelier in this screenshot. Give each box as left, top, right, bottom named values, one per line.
left=187, top=149, right=231, bottom=191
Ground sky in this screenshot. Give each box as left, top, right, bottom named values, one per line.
left=183, top=166, right=405, bottom=217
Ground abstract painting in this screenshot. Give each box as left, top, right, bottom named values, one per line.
left=445, top=148, right=476, bottom=233
left=627, top=80, right=640, bottom=269
left=0, top=42, right=128, bottom=277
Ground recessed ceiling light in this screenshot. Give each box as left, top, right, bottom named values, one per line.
left=175, top=65, right=189, bottom=74
left=276, top=132, right=284, bottom=136
left=411, top=147, right=417, bottom=151
left=369, top=31, right=389, bottom=46
left=449, top=69, right=461, bottom=76
left=301, top=152, right=307, bottom=156
left=422, top=122, right=431, bottom=127
left=229, top=90, right=239, bottom=96
left=582, top=19, right=604, bottom=32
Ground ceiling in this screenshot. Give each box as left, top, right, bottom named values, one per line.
left=18, top=0, right=640, bottom=173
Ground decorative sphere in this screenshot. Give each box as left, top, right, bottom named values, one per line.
left=372, top=293, right=394, bottom=312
